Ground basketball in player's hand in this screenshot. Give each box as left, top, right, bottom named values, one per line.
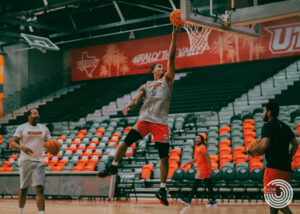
left=170, top=9, right=184, bottom=26
left=45, top=139, right=60, bottom=155
left=246, top=139, right=261, bottom=156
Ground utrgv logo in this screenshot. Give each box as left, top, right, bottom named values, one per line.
left=265, top=22, right=300, bottom=54
left=76, top=52, right=100, bottom=78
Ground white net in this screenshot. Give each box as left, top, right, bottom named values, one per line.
left=183, top=24, right=212, bottom=54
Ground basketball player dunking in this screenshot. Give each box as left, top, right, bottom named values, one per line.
left=97, top=25, right=182, bottom=206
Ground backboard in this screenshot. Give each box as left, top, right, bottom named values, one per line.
left=21, top=33, right=60, bottom=51
left=181, top=0, right=300, bottom=37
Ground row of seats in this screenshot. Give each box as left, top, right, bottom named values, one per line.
left=0, top=108, right=300, bottom=180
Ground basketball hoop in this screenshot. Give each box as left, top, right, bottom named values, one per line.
left=183, top=23, right=212, bottom=54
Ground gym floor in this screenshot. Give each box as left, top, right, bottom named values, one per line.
left=1, top=199, right=300, bottom=214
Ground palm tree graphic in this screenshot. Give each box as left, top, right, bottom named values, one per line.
left=210, top=33, right=233, bottom=64
left=100, top=44, right=129, bottom=77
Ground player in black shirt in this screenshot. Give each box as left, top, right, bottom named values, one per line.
left=247, top=102, right=298, bottom=214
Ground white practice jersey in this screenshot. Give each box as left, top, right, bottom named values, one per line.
left=13, top=123, right=51, bottom=161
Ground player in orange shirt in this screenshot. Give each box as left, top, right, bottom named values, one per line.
left=180, top=134, right=217, bottom=206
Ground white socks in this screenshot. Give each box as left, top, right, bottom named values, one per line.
left=112, top=161, right=119, bottom=166
left=160, top=183, right=166, bottom=189
left=19, top=208, right=44, bottom=214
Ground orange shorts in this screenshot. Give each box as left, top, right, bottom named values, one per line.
left=196, top=170, right=211, bottom=179
left=135, top=121, right=169, bottom=143
left=264, top=168, right=291, bottom=194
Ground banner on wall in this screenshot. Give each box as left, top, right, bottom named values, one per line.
left=0, top=56, right=3, bottom=118
left=71, top=16, right=300, bottom=82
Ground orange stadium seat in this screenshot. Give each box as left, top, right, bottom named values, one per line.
left=220, top=154, right=232, bottom=168
left=169, top=155, right=180, bottom=165
left=52, top=165, right=64, bottom=171
left=58, top=136, right=66, bottom=141
left=244, top=131, right=256, bottom=139
left=88, top=155, right=99, bottom=164
left=233, top=147, right=245, bottom=160
left=84, top=163, right=96, bottom=171
left=72, top=165, right=85, bottom=171
left=220, top=159, right=231, bottom=168
left=235, top=154, right=249, bottom=166
left=83, top=149, right=93, bottom=157
left=243, top=126, right=255, bottom=133
left=219, top=146, right=232, bottom=156
left=169, top=148, right=181, bottom=156
left=219, top=126, right=231, bottom=135
left=4, top=167, right=13, bottom=172
left=211, top=161, right=219, bottom=170
left=123, top=126, right=132, bottom=134
left=219, top=139, right=231, bottom=147
left=125, top=146, right=135, bottom=157
left=92, top=151, right=102, bottom=157
left=9, top=154, right=18, bottom=160
left=90, top=138, right=99, bottom=145
left=2, top=161, right=11, bottom=167
left=78, top=144, right=86, bottom=151
left=243, top=119, right=254, bottom=125
left=180, top=163, right=191, bottom=172
left=167, top=163, right=178, bottom=179
left=112, top=132, right=122, bottom=138
left=96, top=128, right=105, bottom=134
left=70, top=140, right=80, bottom=146
left=209, top=155, right=219, bottom=162
left=87, top=142, right=97, bottom=150
left=250, top=162, right=264, bottom=172
left=141, top=164, right=154, bottom=179
left=78, top=130, right=87, bottom=135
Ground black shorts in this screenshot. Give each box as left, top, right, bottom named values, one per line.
left=124, top=129, right=169, bottom=159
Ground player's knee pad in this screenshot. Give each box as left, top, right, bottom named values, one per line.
left=124, top=129, right=143, bottom=146
left=155, top=142, right=170, bottom=159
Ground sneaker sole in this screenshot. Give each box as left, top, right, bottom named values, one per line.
left=155, top=193, right=169, bottom=206
left=159, top=200, right=169, bottom=206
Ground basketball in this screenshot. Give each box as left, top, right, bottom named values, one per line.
left=170, top=9, right=184, bottom=26
left=45, top=139, right=60, bottom=155
left=246, top=139, right=261, bottom=156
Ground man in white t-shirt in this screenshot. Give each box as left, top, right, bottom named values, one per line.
left=11, top=108, right=51, bottom=214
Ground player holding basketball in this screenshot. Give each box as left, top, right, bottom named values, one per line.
left=247, top=102, right=298, bottom=214
left=97, top=25, right=182, bottom=206
left=180, top=135, right=217, bottom=206
left=11, top=108, right=51, bottom=214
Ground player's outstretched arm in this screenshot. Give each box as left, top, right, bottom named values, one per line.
left=123, top=85, right=145, bottom=116
left=165, top=25, right=182, bottom=84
